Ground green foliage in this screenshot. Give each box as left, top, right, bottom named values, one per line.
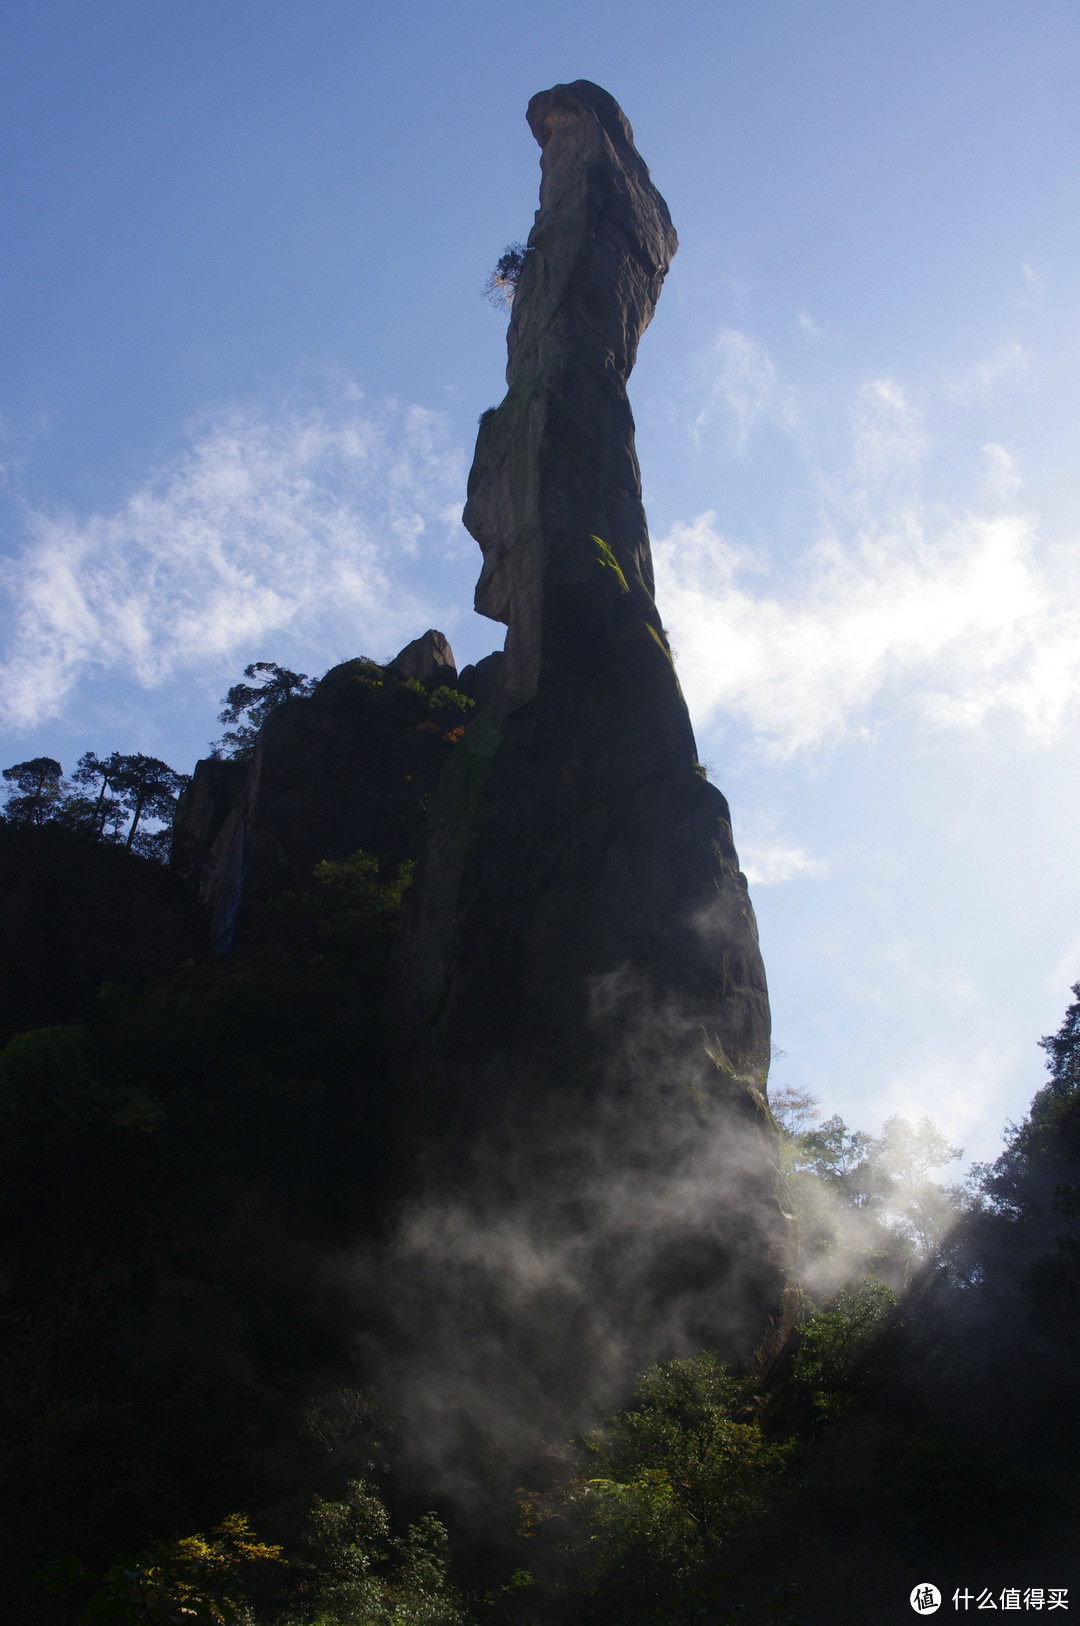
left=982, top=980, right=1080, bottom=1209
left=9, top=712, right=1080, bottom=1626
left=580, top=1355, right=787, bottom=1552
left=963, top=984, right=1080, bottom=1345
left=793, top=1282, right=899, bottom=1418
left=1038, top=979, right=1080, bottom=1103
left=590, top=535, right=630, bottom=595
left=71, top=752, right=130, bottom=839
left=520, top=1354, right=788, bottom=1622
left=790, top=1114, right=876, bottom=1202
left=318, top=659, right=472, bottom=731
left=0, top=1023, right=97, bottom=1128
left=42, top=1513, right=284, bottom=1624
left=275, top=1480, right=467, bottom=1625
left=213, top=662, right=317, bottom=760
left=771, top=1085, right=966, bottom=1284
left=482, top=243, right=530, bottom=311
left=0, top=845, right=421, bottom=1614
left=254, top=851, right=415, bottom=956
left=39, top=1486, right=468, bottom=1626
left=110, top=755, right=189, bottom=853
left=870, top=1116, right=966, bottom=1257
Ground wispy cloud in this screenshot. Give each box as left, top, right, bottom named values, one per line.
left=656, top=504, right=1080, bottom=758
left=942, top=341, right=1028, bottom=406
left=739, top=839, right=831, bottom=886
left=660, top=341, right=1080, bottom=759
left=850, top=378, right=928, bottom=486
left=693, top=328, right=796, bottom=452
left=0, top=394, right=467, bottom=729
left=982, top=442, right=1022, bottom=502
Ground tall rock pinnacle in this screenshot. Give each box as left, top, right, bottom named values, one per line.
left=465, top=80, right=679, bottom=706
left=391, top=82, right=787, bottom=1360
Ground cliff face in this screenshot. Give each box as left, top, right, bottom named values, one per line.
left=390, top=82, right=788, bottom=1359
left=396, top=83, right=770, bottom=1115
left=172, top=640, right=467, bottom=951
left=465, top=80, right=679, bottom=706
left=169, top=83, right=789, bottom=1378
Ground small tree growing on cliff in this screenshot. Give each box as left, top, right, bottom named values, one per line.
left=212, top=661, right=316, bottom=760
left=482, top=242, right=530, bottom=311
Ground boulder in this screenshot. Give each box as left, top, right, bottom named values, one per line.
left=386, top=629, right=458, bottom=686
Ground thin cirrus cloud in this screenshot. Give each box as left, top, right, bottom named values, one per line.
left=942, top=341, right=1029, bottom=407
left=982, top=442, right=1022, bottom=502
left=0, top=395, right=467, bottom=730
left=849, top=378, right=929, bottom=485
left=692, top=328, right=797, bottom=452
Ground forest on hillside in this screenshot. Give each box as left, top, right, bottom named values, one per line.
left=1, top=659, right=1077, bottom=1626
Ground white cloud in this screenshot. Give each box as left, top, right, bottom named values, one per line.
left=654, top=506, right=1080, bottom=759
left=739, top=839, right=831, bottom=886
left=668, top=347, right=1080, bottom=757
left=658, top=356, right=1080, bottom=756
left=942, top=341, right=1028, bottom=406
left=693, top=328, right=796, bottom=452
left=982, top=442, right=1022, bottom=502
left=0, top=395, right=467, bottom=729
left=850, top=378, right=928, bottom=485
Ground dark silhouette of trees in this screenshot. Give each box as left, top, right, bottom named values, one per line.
left=482, top=242, right=530, bottom=311
left=70, top=751, right=128, bottom=838
left=112, top=755, right=189, bottom=854
left=212, top=661, right=316, bottom=759
left=1, top=758, right=65, bottom=825
left=2, top=752, right=187, bottom=860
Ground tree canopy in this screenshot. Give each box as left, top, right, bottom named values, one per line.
left=212, top=661, right=316, bottom=759
left=1, top=758, right=65, bottom=826
left=1, top=751, right=188, bottom=861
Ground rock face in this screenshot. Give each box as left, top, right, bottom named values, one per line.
left=386, top=629, right=457, bottom=686
left=172, top=650, right=467, bottom=951
left=390, top=82, right=788, bottom=1359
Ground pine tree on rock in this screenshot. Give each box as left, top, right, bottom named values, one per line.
left=1, top=758, right=65, bottom=825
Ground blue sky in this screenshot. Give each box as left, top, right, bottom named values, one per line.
left=4, top=0, right=1080, bottom=1161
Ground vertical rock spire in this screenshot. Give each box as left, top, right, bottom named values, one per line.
left=391, top=81, right=788, bottom=1364
left=465, top=79, right=679, bottom=707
